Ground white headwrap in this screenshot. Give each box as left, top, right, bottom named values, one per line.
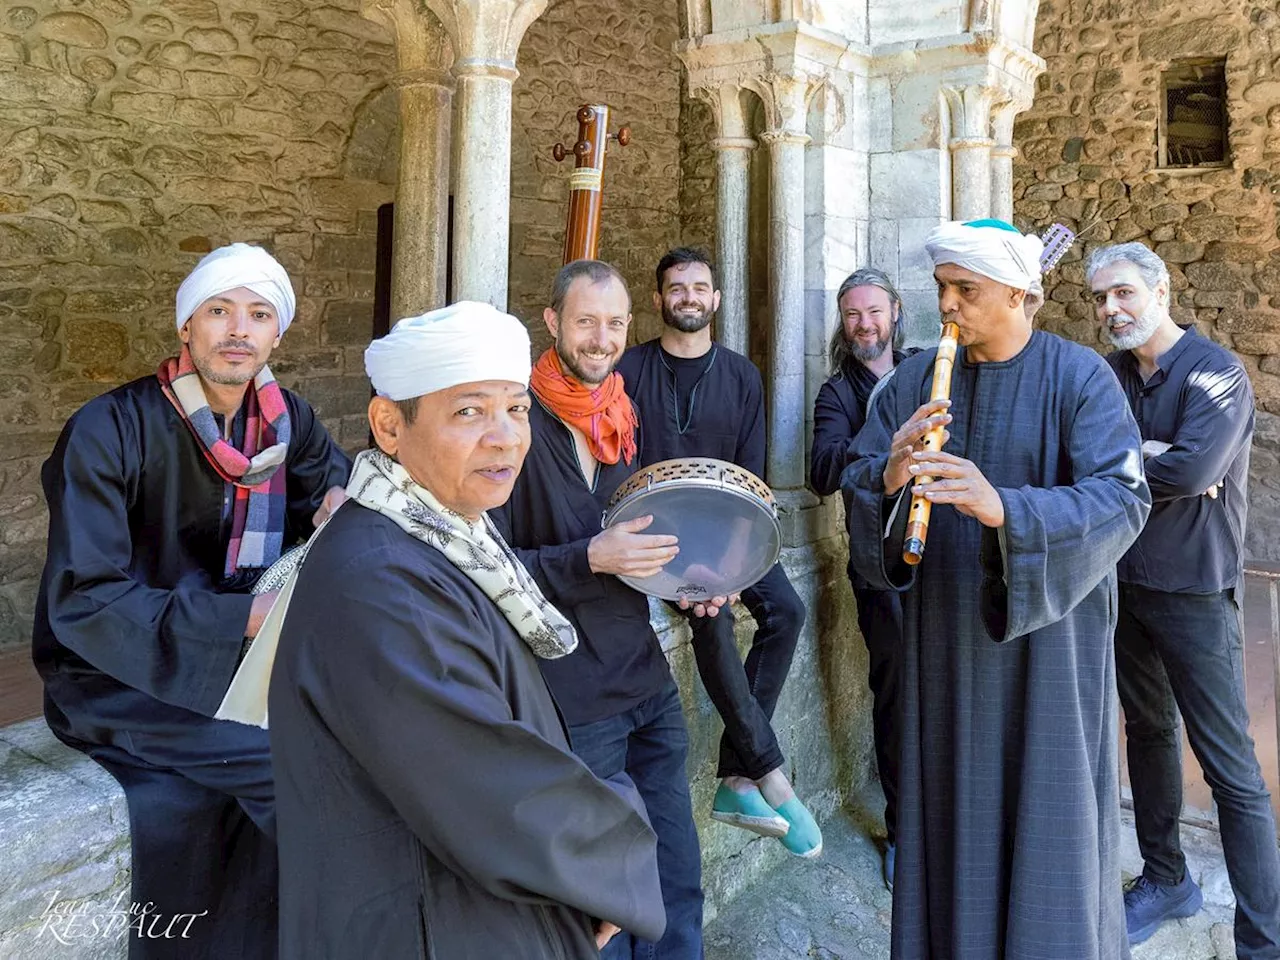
left=175, top=243, right=296, bottom=335
left=365, top=301, right=532, bottom=400
left=925, top=220, right=1044, bottom=291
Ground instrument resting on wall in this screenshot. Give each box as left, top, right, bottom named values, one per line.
left=602, top=457, right=781, bottom=602
left=553, top=104, right=630, bottom=263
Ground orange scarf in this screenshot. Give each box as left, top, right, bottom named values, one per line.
left=531, top=348, right=638, bottom=466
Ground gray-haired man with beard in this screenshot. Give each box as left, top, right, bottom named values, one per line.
left=1091, top=242, right=1280, bottom=957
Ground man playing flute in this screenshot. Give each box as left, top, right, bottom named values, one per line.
left=842, top=219, right=1150, bottom=959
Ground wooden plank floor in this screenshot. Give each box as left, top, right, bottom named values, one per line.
left=0, top=645, right=43, bottom=728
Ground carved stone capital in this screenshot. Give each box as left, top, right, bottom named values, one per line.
left=360, top=0, right=454, bottom=75
left=422, top=0, right=547, bottom=66
left=693, top=81, right=751, bottom=141
left=943, top=84, right=999, bottom=144
left=746, top=72, right=823, bottom=139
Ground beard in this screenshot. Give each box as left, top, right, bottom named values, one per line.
left=849, top=332, right=891, bottom=363
left=1103, top=298, right=1163, bottom=350
left=190, top=341, right=265, bottom=386
left=661, top=300, right=714, bottom=334
left=555, top=338, right=617, bottom=387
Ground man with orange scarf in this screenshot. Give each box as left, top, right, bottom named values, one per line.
left=491, top=259, right=705, bottom=960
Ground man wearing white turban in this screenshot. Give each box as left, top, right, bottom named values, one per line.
left=34, top=242, right=351, bottom=959
left=267, top=301, right=665, bottom=959
left=841, top=219, right=1151, bottom=959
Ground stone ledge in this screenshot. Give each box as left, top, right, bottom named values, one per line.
left=0, top=720, right=129, bottom=960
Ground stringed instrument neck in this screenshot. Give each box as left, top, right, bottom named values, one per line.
left=553, top=104, right=630, bottom=265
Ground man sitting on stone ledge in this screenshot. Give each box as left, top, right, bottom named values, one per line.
left=32, top=243, right=350, bottom=960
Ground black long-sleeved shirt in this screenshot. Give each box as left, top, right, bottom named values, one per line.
left=1107, top=328, right=1253, bottom=594
left=617, top=339, right=765, bottom=475
left=34, top=375, right=351, bottom=746
left=810, top=355, right=906, bottom=497
left=489, top=395, right=670, bottom=726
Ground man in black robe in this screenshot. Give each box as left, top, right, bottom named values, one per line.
left=1090, top=242, right=1280, bottom=957
left=264, top=302, right=664, bottom=959
left=842, top=219, right=1150, bottom=959
left=810, top=267, right=914, bottom=886
left=491, top=260, right=705, bottom=960
left=617, top=247, right=819, bottom=859
left=33, top=243, right=350, bottom=959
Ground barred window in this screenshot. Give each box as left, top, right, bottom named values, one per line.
left=1159, top=59, right=1228, bottom=169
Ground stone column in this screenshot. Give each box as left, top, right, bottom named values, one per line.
left=990, top=101, right=1020, bottom=224
left=700, top=84, right=754, bottom=358
left=944, top=85, right=996, bottom=222
left=425, top=0, right=548, bottom=309
left=361, top=0, right=453, bottom=318
left=751, top=74, right=813, bottom=492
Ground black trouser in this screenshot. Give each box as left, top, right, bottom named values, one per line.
left=679, top=562, right=805, bottom=781
left=852, top=583, right=903, bottom=846
left=83, top=717, right=277, bottom=960
left=1115, top=583, right=1280, bottom=959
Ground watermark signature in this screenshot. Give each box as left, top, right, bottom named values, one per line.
left=30, top=891, right=208, bottom=944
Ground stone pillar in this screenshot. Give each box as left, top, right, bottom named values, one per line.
left=361, top=0, right=453, bottom=318
left=425, top=0, right=548, bottom=309
left=990, top=101, right=1020, bottom=224
left=700, top=83, right=754, bottom=358
left=944, top=85, right=996, bottom=222
left=752, top=74, right=813, bottom=492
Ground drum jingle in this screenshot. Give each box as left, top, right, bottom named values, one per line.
left=602, top=457, right=782, bottom=602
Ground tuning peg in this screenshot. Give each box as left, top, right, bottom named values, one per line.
left=610, top=126, right=631, bottom=147
left=552, top=143, right=567, bottom=162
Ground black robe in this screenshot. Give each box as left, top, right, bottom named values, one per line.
left=269, top=503, right=665, bottom=959
left=842, top=331, right=1150, bottom=959
left=489, top=395, right=670, bottom=726
left=34, top=374, right=350, bottom=742
left=33, top=373, right=349, bottom=959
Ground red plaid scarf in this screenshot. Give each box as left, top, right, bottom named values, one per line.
left=157, top=346, right=291, bottom=576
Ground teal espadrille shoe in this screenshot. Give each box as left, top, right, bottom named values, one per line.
left=710, top=783, right=790, bottom=838
left=772, top=796, right=822, bottom=858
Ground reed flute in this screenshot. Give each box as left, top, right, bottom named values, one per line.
left=902, top=321, right=960, bottom=565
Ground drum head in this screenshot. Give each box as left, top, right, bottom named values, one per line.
left=604, top=484, right=781, bottom=602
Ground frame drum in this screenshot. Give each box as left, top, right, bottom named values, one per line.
left=602, top=457, right=781, bottom=602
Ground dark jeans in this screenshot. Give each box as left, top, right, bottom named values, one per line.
left=569, top=682, right=703, bottom=960
left=1115, top=583, right=1280, bottom=959
left=852, top=583, right=903, bottom=846
left=680, top=562, right=805, bottom=780
left=84, top=719, right=277, bottom=960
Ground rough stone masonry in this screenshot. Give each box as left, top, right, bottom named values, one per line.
left=1015, top=0, right=1280, bottom=559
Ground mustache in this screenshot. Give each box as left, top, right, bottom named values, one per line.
left=213, top=340, right=255, bottom=351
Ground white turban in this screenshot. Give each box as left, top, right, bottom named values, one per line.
left=925, top=219, right=1044, bottom=291
left=364, top=301, right=532, bottom=401
left=175, top=242, right=296, bottom=335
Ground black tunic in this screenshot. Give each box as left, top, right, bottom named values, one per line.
left=270, top=504, right=665, bottom=959
left=34, top=374, right=351, bottom=746
left=843, top=331, right=1149, bottom=959
left=489, top=395, right=670, bottom=726
left=617, top=339, right=765, bottom=475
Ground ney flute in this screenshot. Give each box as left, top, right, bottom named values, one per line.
left=902, top=321, right=960, bottom=566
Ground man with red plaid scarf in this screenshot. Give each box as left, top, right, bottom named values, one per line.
left=33, top=243, right=350, bottom=960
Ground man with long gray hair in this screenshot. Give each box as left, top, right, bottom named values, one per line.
left=810, top=266, right=912, bottom=889
left=1090, top=242, right=1280, bottom=956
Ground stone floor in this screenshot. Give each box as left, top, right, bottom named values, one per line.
left=704, top=786, right=1239, bottom=960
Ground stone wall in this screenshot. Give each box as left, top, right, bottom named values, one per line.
left=1015, top=0, right=1280, bottom=560
left=0, top=0, right=717, bottom=650
left=511, top=0, right=689, bottom=353
left=0, top=0, right=400, bottom=649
